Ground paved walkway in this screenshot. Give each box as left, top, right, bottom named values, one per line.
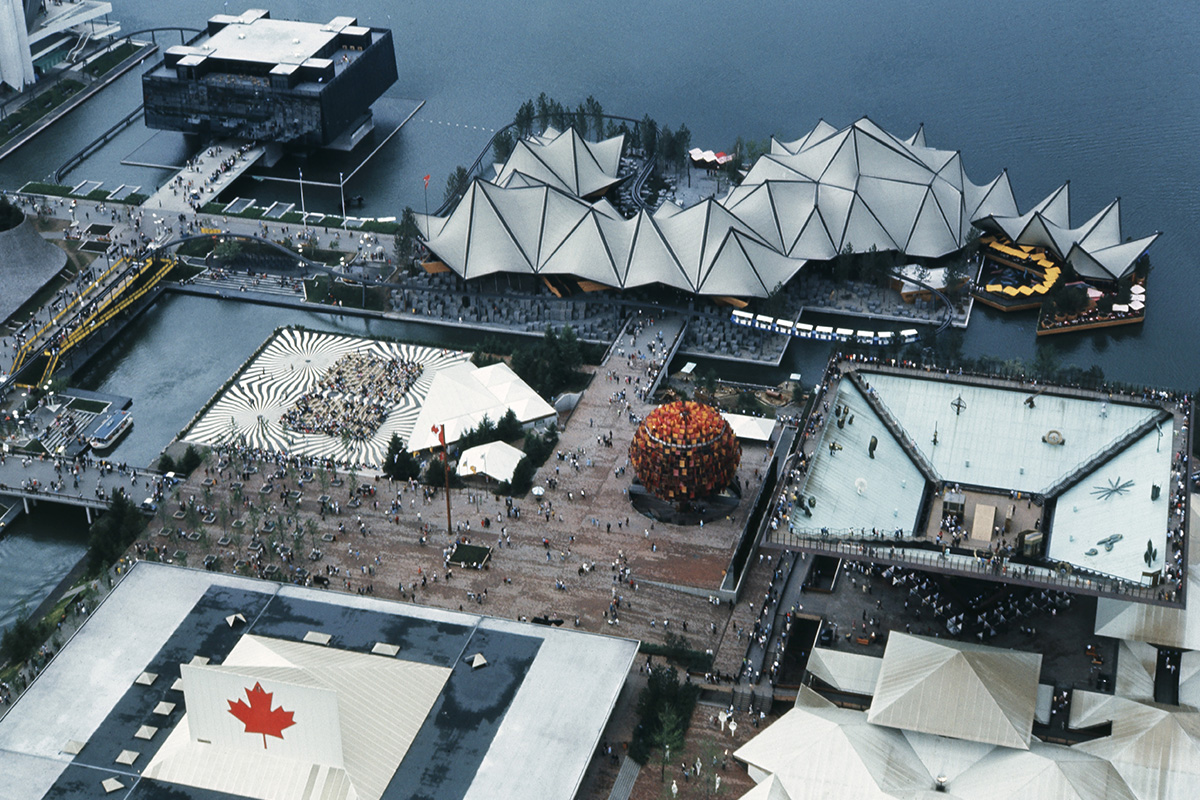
left=146, top=140, right=266, bottom=214
left=605, top=756, right=641, bottom=800
left=0, top=451, right=163, bottom=517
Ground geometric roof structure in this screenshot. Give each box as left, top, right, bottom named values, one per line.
left=974, top=186, right=1160, bottom=281
left=866, top=633, right=1042, bottom=749
left=1094, top=496, right=1200, bottom=648
left=145, top=635, right=451, bottom=800
left=457, top=440, right=526, bottom=483
left=0, top=562, right=638, bottom=800
left=0, top=217, right=69, bottom=327
left=725, top=117, right=1020, bottom=260
left=408, top=361, right=556, bottom=451
left=1075, top=702, right=1200, bottom=800
left=785, top=366, right=1178, bottom=587
left=723, top=412, right=778, bottom=442
left=421, top=117, right=1158, bottom=298
left=734, top=695, right=933, bottom=800
left=806, top=648, right=883, bottom=697
left=419, top=180, right=800, bottom=296
left=493, top=126, right=624, bottom=198
left=947, top=743, right=1138, bottom=800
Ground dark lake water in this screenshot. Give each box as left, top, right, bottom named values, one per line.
left=1, top=0, right=1197, bottom=627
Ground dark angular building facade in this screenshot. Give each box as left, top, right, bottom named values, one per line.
left=142, top=9, right=396, bottom=148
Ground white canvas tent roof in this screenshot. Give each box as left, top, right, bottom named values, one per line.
left=724, top=413, right=777, bottom=442
left=974, top=189, right=1159, bottom=281
left=409, top=362, right=554, bottom=451
left=734, top=702, right=932, bottom=799
left=807, top=648, right=882, bottom=696
left=724, top=117, right=1020, bottom=260
left=457, top=440, right=525, bottom=483
left=424, top=117, right=1157, bottom=298
left=1075, top=701, right=1200, bottom=800
left=867, top=633, right=1041, bottom=749
left=493, top=127, right=625, bottom=198
left=946, top=742, right=1136, bottom=800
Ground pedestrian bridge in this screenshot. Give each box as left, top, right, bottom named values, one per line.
left=0, top=457, right=165, bottom=525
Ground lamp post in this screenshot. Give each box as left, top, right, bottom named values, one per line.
left=339, top=172, right=346, bottom=219
left=298, top=167, right=307, bottom=236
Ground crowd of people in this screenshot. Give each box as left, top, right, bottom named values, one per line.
left=279, top=352, right=423, bottom=441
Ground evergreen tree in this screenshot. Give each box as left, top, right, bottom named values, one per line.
left=492, top=129, right=515, bottom=163
left=640, top=114, right=658, bottom=157
left=443, top=166, right=471, bottom=204
left=383, top=434, right=419, bottom=480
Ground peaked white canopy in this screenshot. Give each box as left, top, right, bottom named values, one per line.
left=727, top=117, right=1019, bottom=260
left=409, top=362, right=555, bottom=451
left=457, top=440, right=526, bottom=483
left=974, top=186, right=1159, bottom=281
left=493, top=126, right=624, bottom=198
left=423, top=118, right=1158, bottom=297
left=867, top=633, right=1041, bottom=749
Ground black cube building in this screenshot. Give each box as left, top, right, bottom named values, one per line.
left=142, top=9, right=396, bottom=148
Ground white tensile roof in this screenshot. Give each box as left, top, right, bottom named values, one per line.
left=1075, top=701, right=1200, bottom=800
left=493, top=127, right=624, bottom=197
left=947, top=742, right=1137, bottom=800
left=423, top=118, right=1157, bottom=297
left=724, top=117, right=1019, bottom=260
left=866, top=633, right=1041, bottom=749
left=723, top=413, right=777, bottom=442
left=457, top=440, right=525, bottom=483
left=409, top=362, right=555, bottom=451
left=734, top=696, right=933, bottom=799
left=806, top=648, right=882, bottom=696
left=974, top=186, right=1159, bottom=281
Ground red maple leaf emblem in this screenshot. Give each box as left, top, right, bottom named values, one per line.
left=228, top=682, right=296, bottom=748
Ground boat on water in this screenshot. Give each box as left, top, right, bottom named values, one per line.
left=89, top=409, right=133, bottom=454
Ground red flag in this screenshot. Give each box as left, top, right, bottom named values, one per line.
left=423, top=174, right=431, bottom=189
left=431, top=424, right=445, bottom=446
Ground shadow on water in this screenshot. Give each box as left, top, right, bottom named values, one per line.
left=0, top=504, right=89, bottom=633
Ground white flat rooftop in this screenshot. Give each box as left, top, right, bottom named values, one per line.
left=1049, top=422, right=1171, bottom=584
left=0, top=563, right=637, bottom=800
left=791, top=381, right=925, bottom=536
left=864, top=373, right=1159, bottom=493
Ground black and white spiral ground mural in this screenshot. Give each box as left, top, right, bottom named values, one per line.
left=184, top=328, right=469, bottom=467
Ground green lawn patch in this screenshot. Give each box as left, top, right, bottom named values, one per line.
left=164, top=262, right=205, bottom=282
left=68, top=397, right=110, bottom=414
left=20, top=181, right=73, bottom=197
left=358, top=220, right=401, bottom=235
left=86, top=42, right=143, bottom=78
left=0, top=80, right=85, bottom=146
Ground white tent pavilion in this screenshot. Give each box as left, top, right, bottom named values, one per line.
left=457, top=441, right=525, bottom=483
left=409, top=362, right=555, bottom=451
left=421, top=119, right=1157, bottom=299
left=866, top=633, right=1042, bottom=749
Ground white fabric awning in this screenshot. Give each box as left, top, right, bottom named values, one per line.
left=457, top=441, right=526, bottom=483
left=725, top=413, right=776, bottom=442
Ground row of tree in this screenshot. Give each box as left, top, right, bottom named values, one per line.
left=510, top=324, right=584, bottom=398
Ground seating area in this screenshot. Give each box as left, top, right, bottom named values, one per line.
left=280, top=352, right=423, bottom=441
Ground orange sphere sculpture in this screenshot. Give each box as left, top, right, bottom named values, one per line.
left=630, top=401, right=741, bottom=502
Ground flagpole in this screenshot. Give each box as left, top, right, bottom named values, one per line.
left=441, top=425, right=451, bottom=537
left=423, top=175, right=430, bottom=240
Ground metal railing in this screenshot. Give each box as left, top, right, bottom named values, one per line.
left=766, top=533, right=1179, bottom=605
